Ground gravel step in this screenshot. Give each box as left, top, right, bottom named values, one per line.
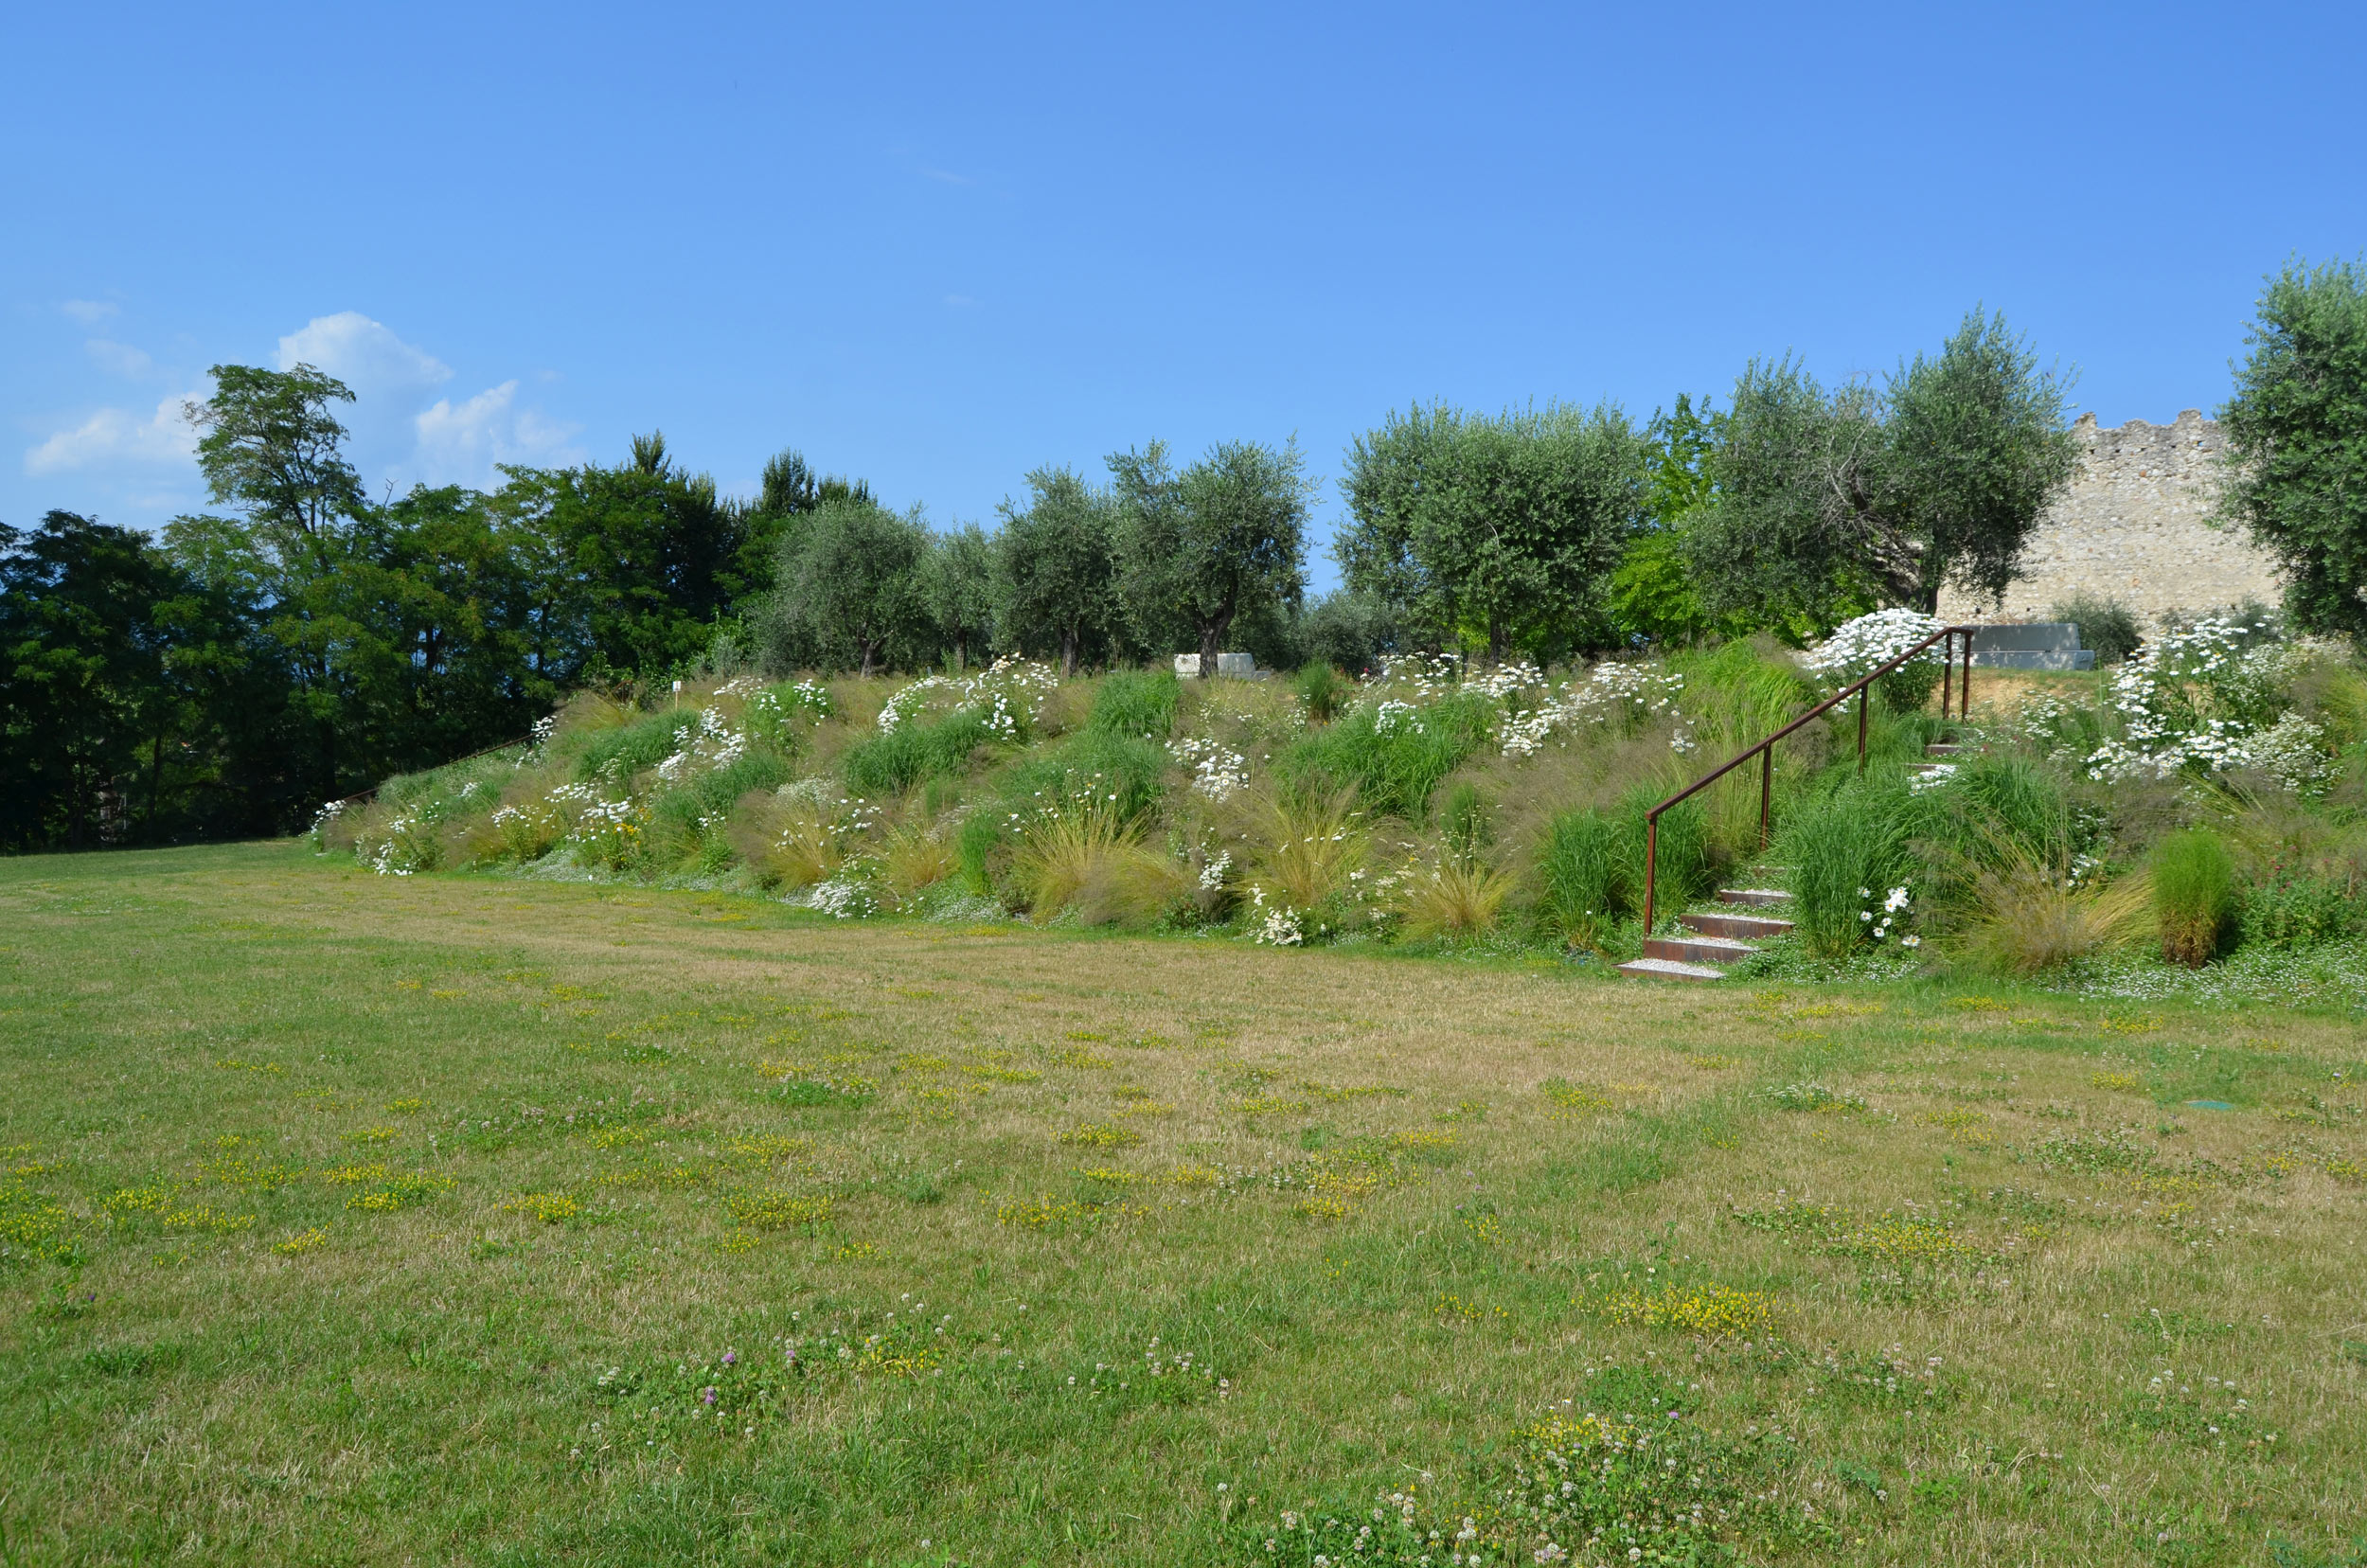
left=1617, top=957, right=1728, bottom=983
left=1717, top=888, right=1792, bottom=907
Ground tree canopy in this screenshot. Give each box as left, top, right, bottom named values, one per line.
left=2220, top=257, right=2367, bottom=640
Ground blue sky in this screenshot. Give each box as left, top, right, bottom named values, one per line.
left=7, top=1, right=2362, bottom=591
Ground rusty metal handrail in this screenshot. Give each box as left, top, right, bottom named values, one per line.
left=1639, top=624, right=1977, bottom=935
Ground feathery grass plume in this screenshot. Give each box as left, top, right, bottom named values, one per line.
left=728, top=787, right=845, bottom=889
left=1239, top=785, right=1366, bottom=910
left=1085, top=669, right=1181, bottom=741
left=1535, top=808, right=1624, bottom=950
left=2153, top=828, right=2237, bottom=967
left=1012, top=803, right=1189, bottom=925
left=1966, top=839, right=2152, bottom=974
left=879, top=821, right=961, bottom=898
left=1779, top=772, right=1927, bottom=957
left=1401, top=860, right=1514, bottom=940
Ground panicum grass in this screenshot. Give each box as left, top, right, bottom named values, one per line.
left=1085, top=669, right=1181, bottom=742
left=2153, top=828, right=2237, bottom=967
left=1780, top=774, right=1927, bottom=958
left=1534, top=808, right=1623, bottom=949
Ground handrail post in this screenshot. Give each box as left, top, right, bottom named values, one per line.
left=1857, top=685, right=1869, bottom=773
left=1642, top=812, right=1659, bottom=935
left=1758, top=745, right=1772, bottom=850
left=1941, top=632, right=1954, bottom=722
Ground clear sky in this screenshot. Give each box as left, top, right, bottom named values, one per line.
left=6, top=1, right=2362, bottom=591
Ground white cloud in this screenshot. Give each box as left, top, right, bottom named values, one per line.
left=61, top=299, right=119, bottom=325
left=24, top=391, right=200, bottom=476
left=85, top=339, right=155, bottom=379
left=276, top=311, right=452, bottom=397
left=23, top=311, right=578, bottom=505
left=407, top=380, right=584, bottom=487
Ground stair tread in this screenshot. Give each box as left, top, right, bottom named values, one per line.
left=1647, top=935, right=1758, bottom=958
left=1681, top=912, right=1794, bottom=935
left=1717, top=887, right=1791, bottom=904
left=1618, top=957, right=1728, bottom=981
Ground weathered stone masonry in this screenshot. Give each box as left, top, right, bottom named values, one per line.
left=1935, top=410, right=2284, bottom=628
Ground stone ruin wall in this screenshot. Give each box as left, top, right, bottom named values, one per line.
left=1935, top=409, right=2285, bottom=630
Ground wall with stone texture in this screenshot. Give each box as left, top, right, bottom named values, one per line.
left=1936, top=410, right=2284, bottom=629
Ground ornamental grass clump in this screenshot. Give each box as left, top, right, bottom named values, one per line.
left=1011, top=804, right=1191, bottom=926
left=1534, top=808, right=1623, bottom=950
left=1965, top=841, right=2152, bottom=975
left=2154, top=829, right=2238, bottom=967
left=1780, top=775, right=1925, bottom=958
left=1238, top=786, right=1366, bottom=911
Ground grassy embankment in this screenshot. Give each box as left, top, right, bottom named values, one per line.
left=2, top=843, right=2363, bottom=1565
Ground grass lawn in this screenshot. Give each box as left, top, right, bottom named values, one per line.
left=3, top=842, right=2363, bottom=1567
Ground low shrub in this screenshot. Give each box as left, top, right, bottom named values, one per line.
left=1966, top=844, right=2152, bottom=974
left=2050, top=591, right=2144, bottom=667
left=1011, top=807, right=1191, bottom=925
left=1001, top=731, right=1168, bottom=825
left=2240, top=866, right=2360, bottom=949
left=2153, top=829, right=2237, bottom=967
left=1240, top=786, right=1366, bottom=911
left=1616, top=786, right=1714, bottom=923
left=1400, top=860, right=1514, bottom=941
left=1293, top=661, right=1346, bottom=723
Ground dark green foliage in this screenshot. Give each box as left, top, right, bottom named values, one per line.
left=761, top=496, right=933, bottom=676
left=2240, top=867, right=2360, bottom=949
left=842, top=709, right=996, bottom=796
left=1111, top=438, right=1310, bottom=674
left=1294, top=590, right=1399, bottom=675
left=2153, top=829, right=2237, bottom=967
left=2050, top=591, right=2144, bottom=666
left=1000, top=731, right=1169, bottom=823
left=1535, top=808, right=1624, bottom=946
left=1277, top=691, right=1495, bottom=820
left=1085, top=669, right=1180, bottom=741
left=995, top=467, right=1121, bottom=676
left=1781, top=773, right=1931, bottom=957
left=2219, top=257, right=2367, bottom=640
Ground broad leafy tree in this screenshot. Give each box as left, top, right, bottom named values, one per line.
left=995, top=467, right=1119, bottom=676
left=923, top=523, right=998, bottom=671
left=761, top=496, right=932, bottom=675
left=1684, top=311, right=2076, bottom=630
left=2220, top=257, right=2367, bottom=640
left=1339, top=403, right=1645, bottom=661
left=1112, top=438, right=1310, bottom=675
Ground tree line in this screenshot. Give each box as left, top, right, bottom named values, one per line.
left=11, top=266, right=2366, bottom=854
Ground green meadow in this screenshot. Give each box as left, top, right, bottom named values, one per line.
left=2, top=843, right=2363, bottom=1567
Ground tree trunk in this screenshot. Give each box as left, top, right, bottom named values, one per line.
left=1061, top=628, right=1079, bottom=680
left=859, top=638, right=879, bottom=679
left=952, top=633, right=967, bottom=674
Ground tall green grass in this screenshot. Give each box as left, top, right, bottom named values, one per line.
left=1780, top=773, right=1931, bottom=958
left=1001, top=731, right=1170, bottom=824
left=1534, top=809, right=1622, bottom=949
left=1279, top=691, right=1495, bottom=820
left=843, top=708, right=997, bottom=796
left=1086, top=669, right=1181, bottom=741
left=2154, top=829, right=2237, bottom=967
